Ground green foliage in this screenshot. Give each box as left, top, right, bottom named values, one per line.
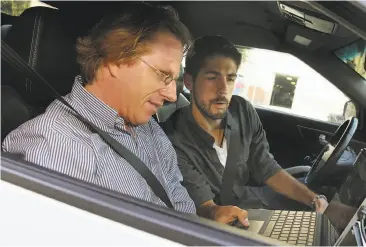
left=1, top=0, right=31, bottom=16
left=240, top=47, right=251, bottom=63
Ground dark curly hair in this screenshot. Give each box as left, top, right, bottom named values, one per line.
left=185, top=35, right=241, bottom=80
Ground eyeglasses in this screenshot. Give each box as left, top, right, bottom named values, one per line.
left=139, top=58, right=177, bottom=86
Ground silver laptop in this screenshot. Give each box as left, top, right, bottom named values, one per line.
left=242, top=148, right=366, bottom=246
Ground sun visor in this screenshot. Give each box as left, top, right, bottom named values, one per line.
left=278, top=1, right=338, bottom=35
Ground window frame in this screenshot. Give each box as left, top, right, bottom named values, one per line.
left=1, top=152, right=274, bottom=246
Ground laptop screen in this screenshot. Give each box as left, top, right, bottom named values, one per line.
left=324, top=148, right=366, bottom=234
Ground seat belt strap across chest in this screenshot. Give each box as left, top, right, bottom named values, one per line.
left=1, top=40, right=174, bottom=209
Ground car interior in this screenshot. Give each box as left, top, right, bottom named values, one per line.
left=1, top=1, right=366, bottom=246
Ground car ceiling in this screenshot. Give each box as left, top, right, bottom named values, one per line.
left=42, top=1, right=360, bottom=54
left=12, top=1, right=366, bottom=108
left=173, top=1, right=361, bottom=52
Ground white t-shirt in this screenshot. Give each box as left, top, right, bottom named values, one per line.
left=213, top=137, right=228, bottom=167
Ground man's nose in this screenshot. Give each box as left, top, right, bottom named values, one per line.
left=217, top=77, right=229, bottom=92
left=160, top=80, right=177, bottom=102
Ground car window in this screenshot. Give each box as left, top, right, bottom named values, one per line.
left=334, top=39, right=366, bottom=80
left=1, top=0, right=54, bottom=16
left=181, top=47, right=356, bottom=125
left=234, top=46, right=356, bottom=124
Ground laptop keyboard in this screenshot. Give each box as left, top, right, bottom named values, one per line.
left=263, top=210, right=317, bottom=246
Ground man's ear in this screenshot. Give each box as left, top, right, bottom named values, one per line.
left=107, top=62, right=119, bottom=79
left=183, top=73, right=194, bottom=91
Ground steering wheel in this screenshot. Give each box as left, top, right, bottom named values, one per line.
left=304, top=117, right=358, bottom=187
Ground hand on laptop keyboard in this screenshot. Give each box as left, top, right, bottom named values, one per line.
left=230, top=219, right=250, bottom=230
left=211, top=205, right=249, bottom=226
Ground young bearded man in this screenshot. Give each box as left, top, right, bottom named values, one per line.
left=163, top=35, right=328, bottom=226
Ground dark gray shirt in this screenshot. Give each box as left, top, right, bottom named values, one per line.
left=163, top=95, right=282, bottom=207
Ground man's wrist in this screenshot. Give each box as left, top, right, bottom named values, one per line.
left=310, top=194, right=328, bottom=211
left=199, top=200, right=219, bottom=220
left=209, top=204, right=219, bottom=220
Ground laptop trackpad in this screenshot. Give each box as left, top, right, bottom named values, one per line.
left=247, top=220, right=265, bottom=233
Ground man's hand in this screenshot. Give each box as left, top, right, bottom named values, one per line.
left=198, top=200, right=249, bottom=226
left=212, top=205, right=250, bottom=226
left=314, top=197, right=329, bottom=214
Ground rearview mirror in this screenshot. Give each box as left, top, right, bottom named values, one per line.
left=343, top=100, right=357, bottom=119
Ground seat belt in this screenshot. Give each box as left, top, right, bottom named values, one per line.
left=220, top=125, right=262, bottom=208
left=1, top=40, right=174, bottom=209
left=219, top=129, right=241, bottom=205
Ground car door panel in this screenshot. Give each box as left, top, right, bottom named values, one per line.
left=255, top=107, right=366, bottom=169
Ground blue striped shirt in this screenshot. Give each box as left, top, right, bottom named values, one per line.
left=2, top=75, right=196, bottom=214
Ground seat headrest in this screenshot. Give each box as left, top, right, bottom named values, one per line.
left=156, top=93, right=190, bottom=123
left=3, top=7, right=79, bottom=107
left=154, top=64, right=189, bottom=122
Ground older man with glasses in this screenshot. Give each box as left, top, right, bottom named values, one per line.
left=2, top=4, right=196, bottom=214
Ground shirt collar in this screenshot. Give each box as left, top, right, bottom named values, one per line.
left=68, top=75, right=126, bottom=133
left=182, top=105, right=238, bottom=147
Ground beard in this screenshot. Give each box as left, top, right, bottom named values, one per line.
left=193, top=91, right=229, bottom=120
